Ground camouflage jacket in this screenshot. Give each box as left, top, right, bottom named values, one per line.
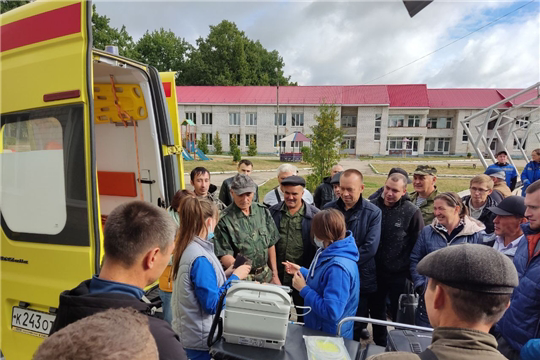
left=408, top=188, right=438, bottom=226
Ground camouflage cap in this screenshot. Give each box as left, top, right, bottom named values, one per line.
left=413, top=165, right=437, bottom=176
left=230, top=174, right=256, bottom=195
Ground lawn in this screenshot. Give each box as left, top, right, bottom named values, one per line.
left=371, top=163, right=524, bottom=176
left=183, top=157, right=310, bottom=173
left=360, top=156, right=472, bottom=162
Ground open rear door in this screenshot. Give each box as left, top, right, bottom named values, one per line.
left=0, top=1, right=97, bottom=358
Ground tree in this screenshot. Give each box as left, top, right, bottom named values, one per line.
left=214, top=132, right=223, bottom=155
left=198, top=135, right=209, bottom=154
left=247, top=138, right=257, bottom=157
left=179, top=20, right=296, bottom=86
left=229, top=135, right=241, bottom=163
left=91, top=5, right=137, bottom=58
left=305, top=104, right=344, bottom=192
left=1, top=0, right=29, bottom=14
left=133, top=28, right=191, bottom=76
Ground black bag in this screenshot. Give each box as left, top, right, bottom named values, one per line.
left=395, top=280, right=418, bottom=325
left=386, top=329, right=432, bottom=354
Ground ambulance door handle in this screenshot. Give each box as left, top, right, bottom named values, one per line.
left=157, top=197, right=165, bottom=208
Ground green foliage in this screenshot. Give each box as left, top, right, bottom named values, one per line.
left=0, top=0, right=29, bottom=14
left=229, top=136, right=241, bottom=162
left=300, top=146, right=311, bottom=162
left=247, top=138, right=258, bottom=156
left=91, top=5, right=137, bottom=58
left=214, top=132, right=223, bottom=155
left=179, top=20, right=295, bottom=86
left=305, top=103, right=343, bottom=192
left=133, top=28, right=191, bottom=75
left=198, top=135, right=209, bottom=154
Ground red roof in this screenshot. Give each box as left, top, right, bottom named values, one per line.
left=176, top=85, right=537, bottom=108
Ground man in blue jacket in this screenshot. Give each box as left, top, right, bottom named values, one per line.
left=324, top=169, right=382, bottom=341
left=496, top=179, right=540, bottom=359
left=486, top=151, right=518, bottom=191
left=520, top=148, right=540, bottom=196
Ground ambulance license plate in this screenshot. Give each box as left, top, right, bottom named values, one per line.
left=11, top=307, right=56, bottom=338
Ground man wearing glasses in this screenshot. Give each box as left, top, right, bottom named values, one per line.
left=461, top=174, right=499, bottom=234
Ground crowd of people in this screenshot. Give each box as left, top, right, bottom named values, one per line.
left=34, top=153, right=540, bottom=360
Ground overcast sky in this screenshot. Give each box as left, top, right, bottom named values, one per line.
left=95, top=0, right=539, bottom=88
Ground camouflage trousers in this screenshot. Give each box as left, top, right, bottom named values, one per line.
left=246, top=265, right=273, bottom=283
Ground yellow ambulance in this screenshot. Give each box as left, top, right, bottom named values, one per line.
left=0, top=1, right=185, bottom=358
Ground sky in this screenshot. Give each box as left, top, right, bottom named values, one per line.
left=94, top=0, right=540, bottom=88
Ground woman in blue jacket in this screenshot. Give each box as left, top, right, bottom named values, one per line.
left=521, top=148, right=540, bottom=195
left=410, top=192, right=485, bottom=327
left=283, top=209, right=360, bottom=339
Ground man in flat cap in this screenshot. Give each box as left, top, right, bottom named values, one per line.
left=483, top=196, right=526, bottom=260
left=214, top=174, right=280, bottom=283
left=486, top=150, right=518, bottom=191
left=369, top=244, right=518, bottom=360
left=313, top=164, right=343, bottom=208
left=485, top=168, right=512, bottom=198
left=409, top=165, right=438, bottom=225
left=496, top=180, right=540, bottom=359
left=269, top=176, right=319, bottom=318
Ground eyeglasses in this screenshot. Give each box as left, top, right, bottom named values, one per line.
left=470, top=187, right=490, bottom=193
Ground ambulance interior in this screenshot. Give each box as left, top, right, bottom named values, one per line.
left=92, top=56, right=166, bottom=223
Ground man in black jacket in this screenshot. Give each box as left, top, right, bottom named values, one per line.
left=371, top=173, right=424, bottom=346
left=324, top=169, right=382, bottom=340
left=50, top=201, right=187, bottom=360
left=313, top=164, right=343, bottom=208
left=462, top=174, right=498, bottom=234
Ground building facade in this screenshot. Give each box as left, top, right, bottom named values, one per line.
left=176, top=85, right=538, bottom=157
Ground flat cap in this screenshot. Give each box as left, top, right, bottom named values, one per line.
left=414, top=165, right=437, bottom=176
left=488, top=196, right=526, bottom=217
left=330, top=172, right=342, bottom=185
left=281, top=175, right=306, bottom=187
left=417, top=244, right=518, bottom=294
left=230, top=174, right=256, bottom=195
left=389, top=167, right=412, bottom=184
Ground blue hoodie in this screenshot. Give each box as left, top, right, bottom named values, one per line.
left=298, top=231, right=360, bottom=339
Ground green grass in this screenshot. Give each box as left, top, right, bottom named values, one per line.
left=364, top=156, right=471, bottom=162
left=183, top=157, right=309, bottom=173
left=371, top=163, right=524, bottom=176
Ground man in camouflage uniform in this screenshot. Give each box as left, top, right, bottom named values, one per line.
left=409, top=165, right=438, bottom=225
left=214, top=174, right=281, bottom=283
left=190, top=167, right=226, bottom=211
left=268, top=176, right=319, bottom=318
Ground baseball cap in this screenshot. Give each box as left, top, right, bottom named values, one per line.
left=488, top=196, right=526, bottom=217
left=230, top=174, right=256, bottom=195
left=389, top=167, right=412, bottom=184
left=413, top=165, right=437, bottom=176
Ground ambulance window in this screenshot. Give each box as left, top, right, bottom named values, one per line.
left=1, top=105, right=89, bottom=246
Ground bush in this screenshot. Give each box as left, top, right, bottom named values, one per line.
left=247, top=138, right=257, bottom=156
left=301, top=146, right=311, bottom=162
left=214, top=132, right=223, bottom=155
left=198, top=136, right=209, bottom=154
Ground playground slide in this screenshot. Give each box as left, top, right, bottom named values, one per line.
left=182, top=148, right=194, bottom=161
left=195, top=148, right=211, bottom=161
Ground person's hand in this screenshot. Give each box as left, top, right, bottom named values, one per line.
left=292, top=271, right=306, bottom=292
left=282, top=261, right=300, bottom=275
left=233, top=264, right=251, bottom=280
left=225, top=264, right=234, bottom=277
left=270, top=274, right=281, bottom=285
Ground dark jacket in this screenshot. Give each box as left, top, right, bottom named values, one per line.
left=521, top=160, right=540, bottom=196
left=313, top=177, right=335, bottom=209
left=371, top=196, right=424, bottom=275
left=486, top=162, right=518, bottom=190
left=218, top=176, right=259, bottom=206
left=497, top=223, right=540, bottom=352
left=299, top=231, right=360, bottom=339
left=461, top=194, right=498, bottom=234
left=269, top=200, right=319, bottom=268
left=324, top=197, right=382, bottom=293
left=50, top=280, right=187, bottom=360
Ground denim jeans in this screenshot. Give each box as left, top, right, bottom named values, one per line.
left=159, top=289, right=172, bottom=325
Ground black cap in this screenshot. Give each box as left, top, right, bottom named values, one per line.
left=389, top=167, right=412, bottom=184
left=330, top=172, right=342, bottom=185
left=496, top=150, right=508, bottom=156
left=281, top=175, right=306, bottom=187
left=488, top=196, right=526, bottom=217
left=417, top=244, right=518, bottom=294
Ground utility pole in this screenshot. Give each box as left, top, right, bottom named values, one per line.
left=276, top=68, right=280, bottom=157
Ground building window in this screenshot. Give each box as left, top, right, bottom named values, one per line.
left=513, top=138, right=527, bottom=150
left=229, top=133, right=241, bottom=146
left=202, top=133, right=213, bottom=145
left=386, top=137, right=419, bottom=153
left=425, top=137, right=450, bottom=154
left=229, top=112, right=240, bottom=126
left=341, top=115, right=357, bottom=128
left=291, top=141, right=303, bottom=148
left=245, top=113, right=257, bottom=126
left=462, top=121, right=469, bottom=142
left=516, top=116, right=530, bottom=129
left=388, top=115, right=405, bottom=127
left=245, top=134, right=257, bottom=146
left=274, top=113, right=286, bottom=126
left=488, top=119, right=497, bottom=130
left=341, top=137, right=356, bottom=150
left=374, top=114, right=381, bottom=141
left=407, top=115, right=421, bottom=127
left=201, top=112, right=212, bottom=125
left=274, top=134, right=285, bottom=147
left=292, top=113, right=304, bottom=127
left=186, top=112, right=196, bottom=124
left=427, top=117, right=452, bottom=129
